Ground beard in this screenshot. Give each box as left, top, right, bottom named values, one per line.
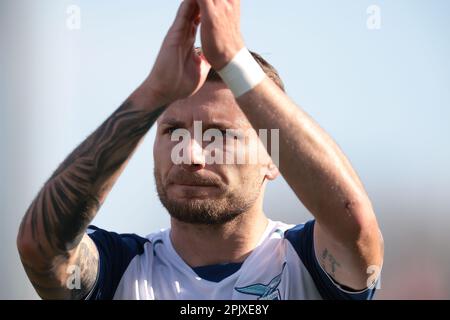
left=154, top=167, right=262, bottom=225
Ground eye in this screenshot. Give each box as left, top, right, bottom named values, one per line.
left=163, top=126, right=179, bottom=135
left=216, top=129, right=238, bottom=140
left=224, top=130, right=241, bottom=140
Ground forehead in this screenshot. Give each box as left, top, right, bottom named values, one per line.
left=158, top=82, right=251, bottom=129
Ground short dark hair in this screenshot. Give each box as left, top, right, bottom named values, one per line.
left=196, top=48, right=285, bottom=92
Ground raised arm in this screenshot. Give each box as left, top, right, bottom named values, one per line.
left=196, top=0, right=383, bottom=291
left=237, top=79, right=383, bottom=290
left=17, top=0, right=210, bottom=299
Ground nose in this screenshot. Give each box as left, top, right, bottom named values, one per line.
left=182, top=137, right=206, bottom=172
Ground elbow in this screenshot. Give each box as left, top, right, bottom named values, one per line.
left=340, top=195, right=381, bottom=246
left=16, top=219, right=42, bottom=265
left=17, top=223, right=34, bottom=262
left=344, top=197, right=384, bottom=264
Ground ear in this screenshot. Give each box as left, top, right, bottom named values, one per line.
left=264, top=162, right=279, bottom=181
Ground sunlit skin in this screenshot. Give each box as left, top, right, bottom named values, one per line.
left=17, top=0, right=383, bottom=300
left=155, top=81, right=276, bottom=201
left=154, top=81, right=279, bottom=267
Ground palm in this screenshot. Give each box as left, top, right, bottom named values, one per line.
left=146, top=0, right=210, bottom=104
left=182, top=49, right=210, bottom=96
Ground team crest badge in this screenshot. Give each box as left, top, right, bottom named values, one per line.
left=235, top=262, right=286, bottom=300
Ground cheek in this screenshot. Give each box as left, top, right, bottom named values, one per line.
left=154, top=137, right=175, bottom=178
left=226, top=164, right=262, bottom=189
left=154, top=136, right=177, bottom=161
left=223, top=136, right=266, bottom=166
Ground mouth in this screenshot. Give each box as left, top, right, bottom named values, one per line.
left=165, top=172, right=224, bottom=192
left=172, top=183, right=218, bottom=188
left=168, top=183, right=223, bottom=199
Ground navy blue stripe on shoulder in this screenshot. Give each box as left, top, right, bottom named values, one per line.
left=284, top=220, right=376, bottom=300
left=86, top=226, right=149, bottom=300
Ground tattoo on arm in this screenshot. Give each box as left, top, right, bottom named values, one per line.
left=18, top=100, right=165, bottom=297
left=320, top=248, right=341, bottom=277
left=69, top=238, right=99, bottom=299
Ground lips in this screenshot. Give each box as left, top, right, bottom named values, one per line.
left=168, top=174, right=220, bottom=187
left=172, top=182, right=218, bottom=187
left=165, top=169, right=226, bottom=192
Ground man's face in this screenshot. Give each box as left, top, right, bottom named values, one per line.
left=153, top=81, right=277, bottom=225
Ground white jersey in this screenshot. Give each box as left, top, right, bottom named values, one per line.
left=86, top=220, right=376, bottom=300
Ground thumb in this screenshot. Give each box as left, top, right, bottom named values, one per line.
left=193, top=48, right=211, bottom=69
left=199, top=55, right=212, bottom=77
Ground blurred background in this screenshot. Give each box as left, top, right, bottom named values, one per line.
left=1, top=0, right=449, bottom=299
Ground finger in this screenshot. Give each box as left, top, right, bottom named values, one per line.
left=171, top=0, right=198, bottom=30
left=193, top=14, right=201, bottom=26
left=199, top=54, right=212, bottom=76
left=192, top=48, right=212, bottom=84
left=187, top=16, right=200, bottom=43
left=185, top=5, right=200, bottom=41
left=191, top=4, right=201, bottom=30
left=195, top=0, right=215, bottom=17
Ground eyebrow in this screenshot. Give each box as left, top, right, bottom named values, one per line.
left=159, top=118, right=238, bottom=130
left=203, top=121, right=237, bottom=131
left=159, top=118, right=186, bottom=128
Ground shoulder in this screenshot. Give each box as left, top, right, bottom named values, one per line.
left=87, top=225, right=150, bottom=256
left=85, top=225, right=154, bottom=300
left=283, top=220, right=378, bottom=300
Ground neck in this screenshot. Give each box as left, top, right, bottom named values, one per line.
left=170, top=202, right=269, bottom=268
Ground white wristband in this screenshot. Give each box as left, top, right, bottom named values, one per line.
left=217, top=48, right=266, bottom=98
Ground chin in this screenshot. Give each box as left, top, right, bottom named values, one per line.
left=168, top=187, right=224, bottom=201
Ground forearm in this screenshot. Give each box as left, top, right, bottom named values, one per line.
left=18, top=85, right=166, bottom=262
left=194, top=0, right=382, bottom=290
left=237, top=78, right=375, bottom=240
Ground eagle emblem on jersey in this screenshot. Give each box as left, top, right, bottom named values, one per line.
left=235, top=262, right=286, bottom=300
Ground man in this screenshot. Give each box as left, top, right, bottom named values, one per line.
left=17, top=0, right=383, bottom=300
